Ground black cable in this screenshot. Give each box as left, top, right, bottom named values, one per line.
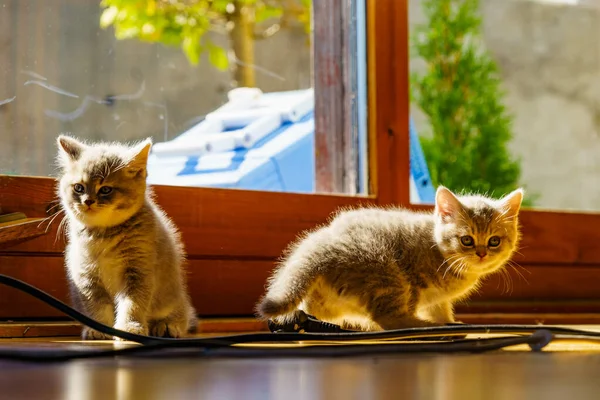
left=0, top=274, right=229, bottom=347
left=2, top=274, right=597, bottom=343
left=0, top=331, right=554, bottom=362
left=0, top=273, right=599, bottom=361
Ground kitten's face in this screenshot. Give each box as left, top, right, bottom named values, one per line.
left=56, top=135, right=152, bottom=228
left=434, top=186, right=524, bottom=275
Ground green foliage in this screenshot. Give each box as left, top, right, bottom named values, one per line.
left=100, top=0, right=311, bottom=70
left=411, top=0, right=533, bottom=205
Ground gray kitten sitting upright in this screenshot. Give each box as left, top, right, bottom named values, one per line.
left=56, top=135, right=197, bottom=340
left=257, top=186, right=523, bottom=330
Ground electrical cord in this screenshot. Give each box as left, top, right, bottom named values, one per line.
left=0, top=332, right=553, bottom=362
left=0, top=274, right=599, bottom=361
left=267, top=310, right=473, bottom=341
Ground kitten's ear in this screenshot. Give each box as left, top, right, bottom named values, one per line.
left=498, top=188, right=524, bottom=217
left=435, top=186, right=463, bottom=219
left=125, top=138, right=153, bottom=177
left=57, top=135, right=86, bottom=163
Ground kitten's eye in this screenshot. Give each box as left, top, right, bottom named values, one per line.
left=98, top=186, right=113, bottom=195
left=460, top=236, right=474, bottom=247
left=488, top=236, right=501, bottom=247
left=73, top=184, right=85, bottom=194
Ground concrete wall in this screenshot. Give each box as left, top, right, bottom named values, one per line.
left=410, top=0, right=600, bottom=211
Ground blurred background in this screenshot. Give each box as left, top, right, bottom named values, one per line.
left=1, top=0, right=599, bottom=210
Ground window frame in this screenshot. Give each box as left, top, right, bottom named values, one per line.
left=1, top=0, right=600, bottom=321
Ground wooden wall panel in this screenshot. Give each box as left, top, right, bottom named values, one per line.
left=366, top=0, right=411, bottom=205
left=0, top=176, right=373, bottom=258
left=2, top=254, right=600, bottom=319
left=0, top=256, right=275, bottom=318
left=4, top=176, right=600, bottom=265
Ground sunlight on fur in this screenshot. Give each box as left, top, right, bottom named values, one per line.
left=257, top=186, right=524, bottom=331
left=56, top=135, right=197, bottom=340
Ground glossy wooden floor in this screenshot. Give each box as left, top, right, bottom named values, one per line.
left=1, top=329, right=600, bottom=400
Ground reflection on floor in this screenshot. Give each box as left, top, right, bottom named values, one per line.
left=0, top=327, right=599, bottom=399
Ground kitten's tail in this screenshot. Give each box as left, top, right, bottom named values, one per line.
left=257, top=229, right=328, bottom=321
left=255, top=264, right=312, bottom=321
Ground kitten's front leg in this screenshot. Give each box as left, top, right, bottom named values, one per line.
left=114, top=265, right=154, bottom=339
left=427, top=301, right=456, bottom=325
left=70, top=280, right=115, bottom=340
left=149, top=302, right=191, bottom=338
left=368, top=293, right=438, bottom=330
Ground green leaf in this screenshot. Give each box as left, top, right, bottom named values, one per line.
left=98, top=0, right=310, bottom=76
left=255, top=5, right=283, bottom=24
left=115, top=26, right=140, bottom=40
left=208, top=44, right=229, bottom=70
left=182, top=36, right=200, bottom=65
left=100, top=6, right=118, bottom=28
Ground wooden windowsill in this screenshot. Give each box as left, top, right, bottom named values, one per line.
left=0, top=218, right=48, bottom=251
left=0, top=318, right=270, bottom=338
left=2, top=315, right=600, bottom=339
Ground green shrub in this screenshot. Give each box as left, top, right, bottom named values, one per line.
left=411, top=0, right=533, bottom=204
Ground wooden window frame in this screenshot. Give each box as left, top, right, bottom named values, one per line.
left=1, top=0, right=600, bottom=323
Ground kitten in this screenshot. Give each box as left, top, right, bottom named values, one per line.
left=56, top=135, right=197, bottom=340
left=256, top=186, right=523, bottom=330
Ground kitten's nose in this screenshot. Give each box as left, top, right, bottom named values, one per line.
left=476, top=247, right=487, bottom=259
left=84, top=199, right=95, bottom=206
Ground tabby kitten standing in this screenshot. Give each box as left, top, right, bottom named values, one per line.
left=257, top=186, right=524, bottom=330
left=56, top=135, right=197, bottom=340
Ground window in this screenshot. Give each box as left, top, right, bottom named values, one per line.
left=0, top=0, right=408, bottom=319
left=1, top=0, right=362, bottom=195
left=409, top=0, right=600, bottom=322
left=1, top=0, right=598, bottom=324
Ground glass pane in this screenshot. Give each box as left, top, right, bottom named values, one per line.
left=0, top=0, right=367, bottom=195
left=409, top=0, right=600, bottom=211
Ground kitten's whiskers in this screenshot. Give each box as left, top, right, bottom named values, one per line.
left=437, top=254, right=462, bottom=275
left=46, top=202, right=62, bottom=214
left=55, top=214, right=69, bottom=245
left=457, top=260, right=469, bottom=276
left=443, top=257, right=465, bottom=279
left=507, top=260, right=530, bottom=284
left=37, top=208, right=65, bottom=233
left=503, top=268, right=514, bottom=294
left=37, top=210, right=60, bottom=229
left=512, top=247, right=527, bottom=259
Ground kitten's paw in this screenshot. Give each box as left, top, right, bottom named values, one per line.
left=150, top=320, right=184, bottom=338
left=113, top=322, right=148, bottom=341
left=82, top=327, right=113, bottom=341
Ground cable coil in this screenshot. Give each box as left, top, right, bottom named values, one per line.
left=0, top=274, right=598, bottom=361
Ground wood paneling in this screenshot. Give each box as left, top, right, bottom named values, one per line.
left=2, top=252, right=600, bottom=319
left=0, top=218, right=47, bottom=250
left=367, top=0, right=411, bottom=205
left=4, top=176, right=600, bottom=265
left=0, top=319, right=269, bottom=338
left=0, top=256, right=275, bottom=318
left=0, top=175, right=373, bottom=258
